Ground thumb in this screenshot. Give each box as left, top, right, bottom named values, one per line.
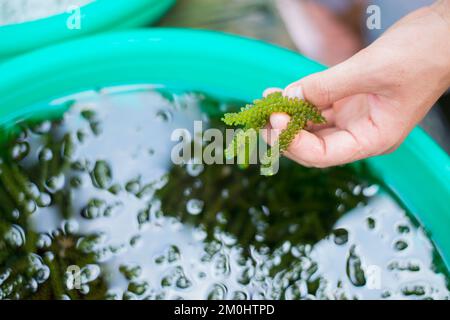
left=284, top=56, right=370, bottom=108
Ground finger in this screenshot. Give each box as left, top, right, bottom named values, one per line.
left=260, top=114, right=314, bottom=167
left=307, top=107, right=336, bottom=131
left=265, top=108, right=336, bottom=132
left=281, top=150, right=315, bottom=167
left=286, top=128, right=366, bottom=168
left=283, top=52, right=373, bottom=108
left=261, top=113, right=290, bottom=146
left=263, top=87, right=283, bottom=97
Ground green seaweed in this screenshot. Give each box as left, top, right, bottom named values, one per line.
left=222, top=92, right=325, bottom=165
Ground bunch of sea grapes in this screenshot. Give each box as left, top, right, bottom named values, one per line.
left=222, top=92, right=325, bottom=165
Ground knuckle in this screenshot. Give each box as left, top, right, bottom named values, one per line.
left=304, top=75, right=331, bottom=106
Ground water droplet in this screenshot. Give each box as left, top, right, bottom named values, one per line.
left=220, top=189, right=229, bottom=199
left=156, top=110, right=173, bottom=122
left=0, top=269, right=11, bottom=286
left=207, top=283, right=227, bottom=300
left=333, top=228, right=349, bottom=245
left=70, top=176, right=83, bottom=189
left=81, top=264, right=101, bottom=284
left=366, top=217, right=376, bottom=230
left=38, top=147, right=53, bottom=162
left=62, top=134, right=76, bottom=160
left=71, top=160, right=87, bottom=171
left=161, top=276, right=172, bottom=288
left=363, top=185, right=379, bottom=197
left=76, top=234, right=106, bottom=253
left=43, top=252, right=55, bottom=262
left=119, top=264, right=142, bottom=281
left=402, top=284, right=426, bottom=296
left=89, top=121, right=102, bottom=136
left=10, top=142, right=30, bottom=161
left=394, top=240, right=408, bottom=251
left=45, top=174, right=65, bottom=192
left=352, top=185, right=362, bottom=195
left=77, top=129, right=89, bottom=143
left=193, top=228, right=207, bottom=241
left=137, top=207, right=151, bottom=225
left=346, top=246, right=366, bottom=287
left=129, top=235, right=142, bottom=247
left=81, top=199, right=106, bottom=219
left=183, top=187, right=192, bottom=197
left=397, top=224, right=410, bottom=234
left=24, top=199, right=37, bottom=214
left=232, top=291, right=248, bottom=300
left=11, top=209, right=20, bottom=220
left=108, top=183, right=121, bottom=195
left=128, top=281, right=149, bottom=295
left=186, top=199, right=204, bottom=215
left=26, top=278, right=38, bottom=293
left=35, top=266, right=50, bottom=283
left=125, top=179, right=141, bottom=195
left=4, top=225, right=25, bottom=247
left=284, top=281, right=308, bottom=300
left=91, top=160, right=112, bottom=189
left=154, top=255, right=165, bottom=265
left=31, top=121, right=51, bottom=134
left=37, top=192, right=52, bottom=207
left=214, top=253, right=230, bottom=277
left=36, top=234, right=52, bottom=249
left=62, top=220, right=79, bottom=234
left=176, top=276, right=192, bottom=289
left=123, top=291, right=138, bottom=300
left=167, top=245, right=181, bottom=263
left=80, top=284, right=90, bottom=295
left=24, top=182, right=40, bottom=199
left=80, top=109, right=97, bottom=121
left=214, top=213, right=226, bottom=226
left=105, top=290, right=121, bottom=300
left=288, top=224, right=299, bottom=234
left=186, top=163, right=204, bottom=177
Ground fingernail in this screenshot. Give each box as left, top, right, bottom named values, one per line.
left=263, top=88, right=274, bottom=97
left=283, top=85, right=304, bottom=100
left=263, top=88, right=282, bottom=97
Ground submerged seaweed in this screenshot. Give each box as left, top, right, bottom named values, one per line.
left=0, top=88, right=448, bottom=300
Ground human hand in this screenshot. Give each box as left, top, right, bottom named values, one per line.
left=263, top=1, right=450, bottom=168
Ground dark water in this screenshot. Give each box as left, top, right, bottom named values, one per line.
left=0, top=86, right=448, bottom=300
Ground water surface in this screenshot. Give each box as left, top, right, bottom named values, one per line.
left=0, top=87, right=448, bottom=300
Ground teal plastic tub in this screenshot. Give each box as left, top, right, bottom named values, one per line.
left=0, top=28, right=448, bottom=267
left=0, top=0, right=175, bottom=60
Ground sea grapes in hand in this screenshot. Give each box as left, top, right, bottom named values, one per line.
left=222, top=92, right=326, bottom=166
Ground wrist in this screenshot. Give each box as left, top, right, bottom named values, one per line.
left=431, top=1, right=450, bottom=86
left=431, top=0, right=450, bottom=26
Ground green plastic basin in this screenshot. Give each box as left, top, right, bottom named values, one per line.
left=0, top=0, right=175, bottom=60
left=0, top=28, right=448, bottom=267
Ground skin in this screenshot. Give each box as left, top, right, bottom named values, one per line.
left=263, top=0, right=450, bottom=168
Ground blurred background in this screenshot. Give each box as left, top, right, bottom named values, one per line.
left=158, top=0, right=450, bottom=152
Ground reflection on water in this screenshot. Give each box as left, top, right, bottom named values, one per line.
left=0, top=87, right=448, bottom=300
